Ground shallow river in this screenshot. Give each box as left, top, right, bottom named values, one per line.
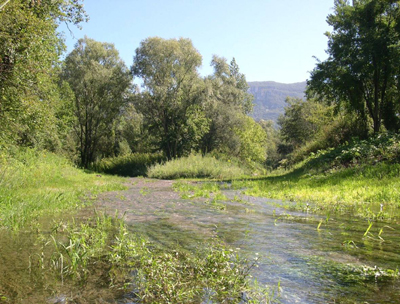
left=96, top=178, right=400, bottom=303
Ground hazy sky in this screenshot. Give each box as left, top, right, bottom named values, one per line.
left=60, top=0, right=334, bottom=84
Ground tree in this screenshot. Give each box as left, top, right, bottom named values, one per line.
left=132, top=37, right=208, bottom=159
left=200, top=56, right=254, bottom=154
left=234, top=115, right=267, bottom=163
left=63, top=37, right=132, bottom=167
left=0, top=0, right=87, bottom=147
left=259, top=119, right=281, bottom=167
left=278, top=98, right=333, bottom=150
left=307, top=0, right=400, bottom=133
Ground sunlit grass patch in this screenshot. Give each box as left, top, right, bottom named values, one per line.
left=148, top=154, right=247, bottom=180
left=233, top=149, right=400, bottom=221
left=0, top=147, right=126, bottom=230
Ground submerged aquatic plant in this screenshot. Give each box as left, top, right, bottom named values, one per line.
left=5, top=211, right=279, bottom=303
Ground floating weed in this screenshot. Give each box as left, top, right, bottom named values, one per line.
left=205, top=198, right=226, bottom=211
left=363, top=220, right=373, bottom=237
left=342, top=240, right=359, bottom=250
left=316, top=219, right=323, bottom=231
left=116, top=194, right=127, bottom=201
left=139, top=187, right=150, bottom=196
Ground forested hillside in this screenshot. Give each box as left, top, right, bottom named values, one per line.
left=248, top=81, right=306, bottom=121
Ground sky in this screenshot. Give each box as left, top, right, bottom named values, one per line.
left=59, top=0, right=335, bottom=84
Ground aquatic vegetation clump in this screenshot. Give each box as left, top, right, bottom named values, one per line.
left=10, top=213, right=278, bottom=303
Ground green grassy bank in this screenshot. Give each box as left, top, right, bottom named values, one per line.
left=0, top=147, right=126, bottom=231
left=232, top=135, right=400, bottom=221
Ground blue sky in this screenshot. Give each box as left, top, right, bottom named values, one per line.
left=60, top=0, right=334, bottom=84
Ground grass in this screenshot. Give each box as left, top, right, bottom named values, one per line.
left=90, top=152, right=166, bottom=177
left=231, top=134, right=400, bottom=221
left=0, top=147, right=126, bottom=230
left=148, top=154, right=248, bottom=180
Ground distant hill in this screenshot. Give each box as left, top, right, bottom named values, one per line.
left=248, top=81, right=307, bottom=122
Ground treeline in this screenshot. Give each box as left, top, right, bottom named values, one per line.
left=2, top=0, right=400, bottom=174
left=0, top=0, right=269, bottom=171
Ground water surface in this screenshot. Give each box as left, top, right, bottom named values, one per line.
left=97, top=178, right=400, bottom=303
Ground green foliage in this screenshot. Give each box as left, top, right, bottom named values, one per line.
left=0, top=0, right=87, bottom=148
left=308, top=0, right=400, bottom=133
left=148, top=154, right=248, bottom=180
left=235, top=115, right=267, bottom=163
left=284, top=111, right=369, bottom=165
left=303, top=133, right=400, bottom=171
left=133, top=242, right=270, bottom=303
left=259, top=119, right=281, bottom=168
left=63, top=36, right=133, bottom=167
left=200, top=56, right=255, bottom=157
left=278, top=97, right=334, bottom=150
left=132, top=37, right=207, bottom=159
left=91, top=152, right=166, bottom=177
left=0, top=147, right=125, bottom=230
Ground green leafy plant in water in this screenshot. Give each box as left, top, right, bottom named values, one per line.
left=139, top=187, right=150, bottom=196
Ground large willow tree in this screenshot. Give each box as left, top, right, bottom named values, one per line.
left=132, top=37, right=208, bottom=159
left=63, top=37, right=132, bottom=167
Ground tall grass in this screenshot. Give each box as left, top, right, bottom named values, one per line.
left=0, top=147, right=126, bottom=230
left=148, top=154, right=248, bottom=180
left=91, top=152, right=166, bottom=177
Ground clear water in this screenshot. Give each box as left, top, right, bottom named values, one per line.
left=95, top=179, right=400, bottom=303
left=1, top=178, right=399, bottom=303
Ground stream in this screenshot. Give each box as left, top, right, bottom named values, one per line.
left=96, top=178, right=400, bottom=303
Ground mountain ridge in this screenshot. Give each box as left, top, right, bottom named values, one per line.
left=248, top=81, right=307, bottom=122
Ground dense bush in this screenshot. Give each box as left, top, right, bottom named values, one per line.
left=91, top=153, right=166, bottom=177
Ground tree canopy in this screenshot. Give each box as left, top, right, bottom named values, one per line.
left=63, top=37, right=132, bottom=167
left=307, top=0, right=400, bottom=133
left=0, top=0, right=87, bottom=147
left=132, top=37, right=208, bottom=159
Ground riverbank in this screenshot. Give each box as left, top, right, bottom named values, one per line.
left=0, top=148, right=272, bottom=303
left=229, top=135, right=400, bottom=222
